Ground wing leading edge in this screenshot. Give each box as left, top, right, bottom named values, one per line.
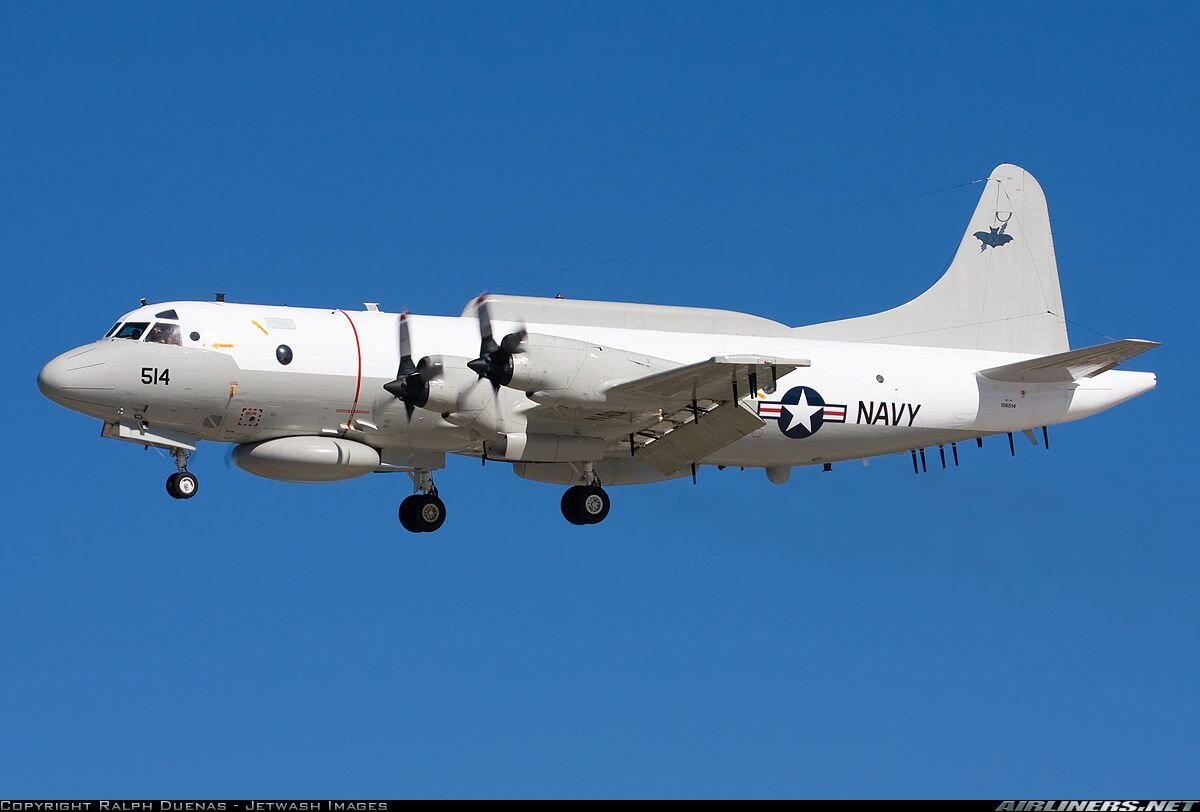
left=605, top=355, right=810, bottom=407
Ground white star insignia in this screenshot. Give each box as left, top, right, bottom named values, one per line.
left=782, top=389, right=823, bottom=434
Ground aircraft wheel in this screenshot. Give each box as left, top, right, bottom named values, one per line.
left=166, top=471, right=198, bottom=500
left=400, top=494, right=446, bottom=533
left=561, top=485, right=610, bottom=525
left=561, top=487, right=587, bottom=525
left=579, top=485, right=610, bottom=524
left=398, top=496, right=420, bottom=532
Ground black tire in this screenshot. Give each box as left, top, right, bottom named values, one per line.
left=561, top=486, right=588, bottom=525
left=398, top=495, right=421, bottom=533
left=401, top=494, right=446, bottom=533
left=166, top=472, right=198, bottom=500
left=561, top=485, right=610, bottom=525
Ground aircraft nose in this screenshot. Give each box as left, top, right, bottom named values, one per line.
left=38, top=344, right=115, bottom=406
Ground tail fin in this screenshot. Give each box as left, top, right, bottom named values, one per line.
left=795, top=164, right=1069, bottom=354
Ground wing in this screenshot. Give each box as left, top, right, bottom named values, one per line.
left=605, top=355, right=810, bottom=407
left=524, top=355, right=810, bottom=473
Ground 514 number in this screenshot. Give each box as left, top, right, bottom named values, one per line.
left=141, top=367, right=170, bottom=385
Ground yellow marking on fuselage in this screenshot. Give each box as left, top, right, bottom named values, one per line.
left=212, top=342, right=235, bottom=349
left=252, top=320, right=270, bottom=335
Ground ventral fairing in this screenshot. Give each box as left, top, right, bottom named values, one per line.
left=39, top=164, right=1157, bottom=532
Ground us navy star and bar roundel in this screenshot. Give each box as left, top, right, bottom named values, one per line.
left=756, top=386, right=847, bottom=439
left=757, top=385, right=921, bottom=439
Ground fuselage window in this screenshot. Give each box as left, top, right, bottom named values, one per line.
left=114, top=322, right=149, bottom=340
left=103, top=322, right=121, bottom=338
left=189, top=331, right=200, bottom=342
left=276, top=344, right=293, bottom=365
left=145, top=322, right=183, bottom=346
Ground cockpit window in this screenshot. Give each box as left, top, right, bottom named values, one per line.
left=103, top=322, right=121, bottom=338
left=114, top=322, right=149, bottom=340
left=155, top=309, right=179, bottom=320
left=145, top=322, right=183, bottom=346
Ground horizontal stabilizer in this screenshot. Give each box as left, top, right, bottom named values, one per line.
left=978, top=339, right=1160, bottom=383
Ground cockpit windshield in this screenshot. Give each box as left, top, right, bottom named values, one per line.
left=113, top=322, right=149, bottom=340
left=145, top=322, right=183, bottom=346
left=103, top=322, right=121, bottom=338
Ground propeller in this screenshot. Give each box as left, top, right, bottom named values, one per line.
left=466, top=294, right=526, bottom=391
left=383, top=312, right=441, bottom=419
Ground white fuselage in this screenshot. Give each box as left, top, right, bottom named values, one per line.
left=38, top=300, right=1156, bottom=474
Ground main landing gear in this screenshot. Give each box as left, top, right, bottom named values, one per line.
left=560, top=461, right=611, bottom=526
left=165, top=448, right=198, bottom=500
left=399, top=468, right=446, bottom=533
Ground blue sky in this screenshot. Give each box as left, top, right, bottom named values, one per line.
left=2, top=2, right=1196, bottom=798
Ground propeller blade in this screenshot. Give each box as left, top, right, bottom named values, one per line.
left=475, top=293, right=493, bottom=343
left=396, top=312, right=416, bottom=377
left=491, top=382, right=505, bottom=430
left=385, top=311, right=429, bottom=421
left=499, top=327, right=526, bottom=355
left=467, top=296, right=521, bottom=389
left=475, top=294, right=500, bottom=360
left=416, top=356, right=443, bottom=381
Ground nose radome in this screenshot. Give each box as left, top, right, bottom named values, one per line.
left=38, top=344, right=115, bottom=406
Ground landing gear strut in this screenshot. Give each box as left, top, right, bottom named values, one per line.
left=165, top=448, right=198, bottom=500
left=399, top=468, right=446, bottom=533
left=561, top=461, right=611, bottom=525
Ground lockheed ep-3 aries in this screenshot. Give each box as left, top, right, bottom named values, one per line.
left=38, top=164, right=1157, bottom=532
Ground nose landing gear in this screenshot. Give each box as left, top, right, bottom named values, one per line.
left=399, top=468, right=446, bottom=533
left=165, top=449, right=198, bottom=500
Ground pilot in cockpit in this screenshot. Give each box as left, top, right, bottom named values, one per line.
left=144, top=321, right=183, bottom=346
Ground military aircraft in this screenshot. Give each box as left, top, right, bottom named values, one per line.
left=38, top=164, right=1158, bottom=532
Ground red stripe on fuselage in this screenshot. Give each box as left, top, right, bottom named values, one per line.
left=338, top=310, right=363, bottom=437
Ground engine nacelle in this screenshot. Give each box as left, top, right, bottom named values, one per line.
left=497, top=432, right=605, bottom=462
left=418, top=356, right=490, bottom=415
left=507, top=335, right=589, bottom=393
left=233, top=436, right=380, bottom=482
left=510, top=335, right=674, bottom=406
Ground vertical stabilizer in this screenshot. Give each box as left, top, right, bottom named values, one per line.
left=794, top=164, right=1069, bottom=354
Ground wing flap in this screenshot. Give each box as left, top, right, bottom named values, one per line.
left=637, top=401, right=764, bottom=475
left=979, top=339, right=1160, bottom=383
